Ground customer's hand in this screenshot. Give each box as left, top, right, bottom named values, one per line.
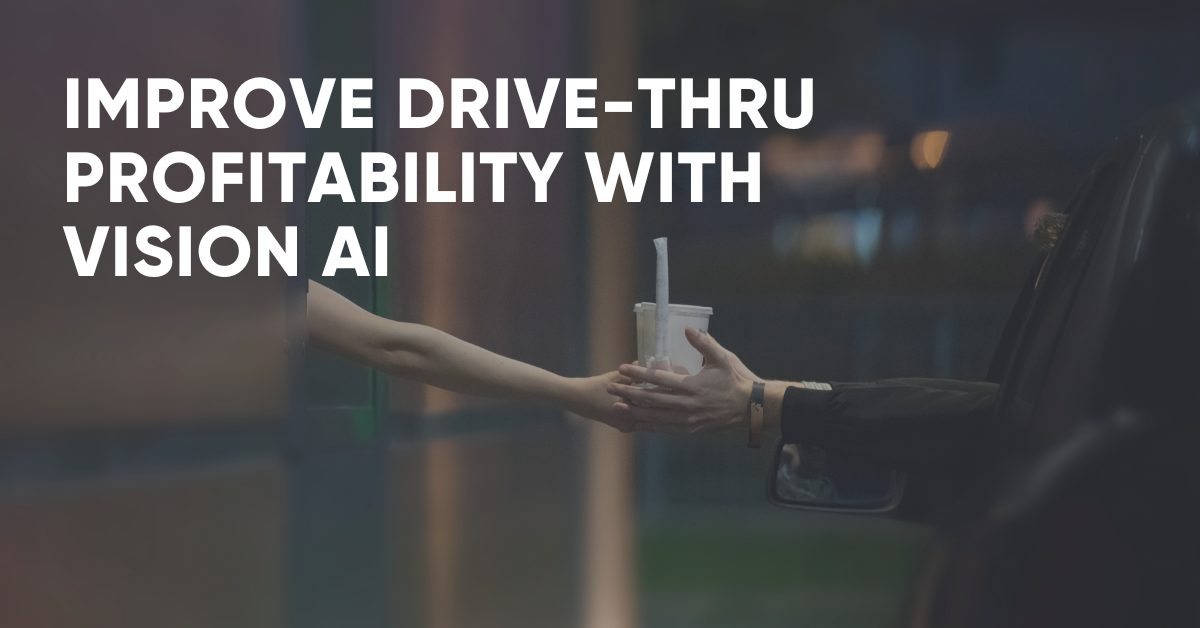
left=724, top=339, right=761, bottom=382
left=565, top=371, right=636, bottom=432
left=607, top=328, right=754, bottom=434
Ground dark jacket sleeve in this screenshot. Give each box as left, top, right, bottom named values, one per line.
left=780, top=379, right=999, bottom=472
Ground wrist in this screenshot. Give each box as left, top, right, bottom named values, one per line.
left=761, top=381, right=787, bottom=436
left=745, top=379, right=766, bottom=448
left=542, top=373, right=578, bottom=408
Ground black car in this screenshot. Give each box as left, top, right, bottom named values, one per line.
left=768, top=98, right=1200, bottom=628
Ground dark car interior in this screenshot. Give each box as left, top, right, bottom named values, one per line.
left=769, top=99, right=1200, bottom=628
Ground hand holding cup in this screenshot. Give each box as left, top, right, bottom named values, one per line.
left=607, top=328, right=754, bottom=434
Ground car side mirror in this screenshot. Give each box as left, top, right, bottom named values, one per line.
left=767, top=441, right=907, bottom=513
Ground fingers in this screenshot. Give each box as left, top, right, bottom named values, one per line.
left=615, top=402, right=681, bottom=422
left=611, top=415, right=635, bottom=433
left=633, top=422, right=694, bottom=434
left=607, top=382, right=693, bottom=411
left=685, top=327, right=728, bottom=367
left=613, top=403, right=693, bottom=433
left=617, top=363, right=691, bottom=390
left=601, top=370, right=634, bottom=386
left=594, top=405, right=635, bottom=433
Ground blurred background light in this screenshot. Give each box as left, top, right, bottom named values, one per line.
left=910, top=130, right=951, bottom=170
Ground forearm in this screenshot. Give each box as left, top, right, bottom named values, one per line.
left=766, top=378, right=999, bottom=470
left=307, top=280, right=578, bottom=407
left=377, top=326, right=573, bottom=406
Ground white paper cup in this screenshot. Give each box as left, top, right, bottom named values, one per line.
left=633, top=303, right=714, bottom=375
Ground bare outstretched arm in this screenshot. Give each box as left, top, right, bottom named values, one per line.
left=306, top=280, right=630, bottom=430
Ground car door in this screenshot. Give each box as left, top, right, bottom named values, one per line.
left=919, top=100, right=1200, bottom=628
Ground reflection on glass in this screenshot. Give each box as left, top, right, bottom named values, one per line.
left=772, top=443, right=904, bottom=511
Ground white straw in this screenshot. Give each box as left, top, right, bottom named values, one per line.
left=654, top=237, right=669, bottom=362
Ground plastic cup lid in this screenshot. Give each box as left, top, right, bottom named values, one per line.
left=634, top=302, right=713, bottom=316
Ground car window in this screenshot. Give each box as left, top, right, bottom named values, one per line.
left=1001, top=162, right=1121, bottom=432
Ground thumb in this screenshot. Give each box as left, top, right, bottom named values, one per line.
left=685, top=327, right=727, bottom=367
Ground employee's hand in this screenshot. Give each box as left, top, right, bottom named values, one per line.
left=607, top=328, right=754, bottom=434
left=565, top=371, right=637, bottom=432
